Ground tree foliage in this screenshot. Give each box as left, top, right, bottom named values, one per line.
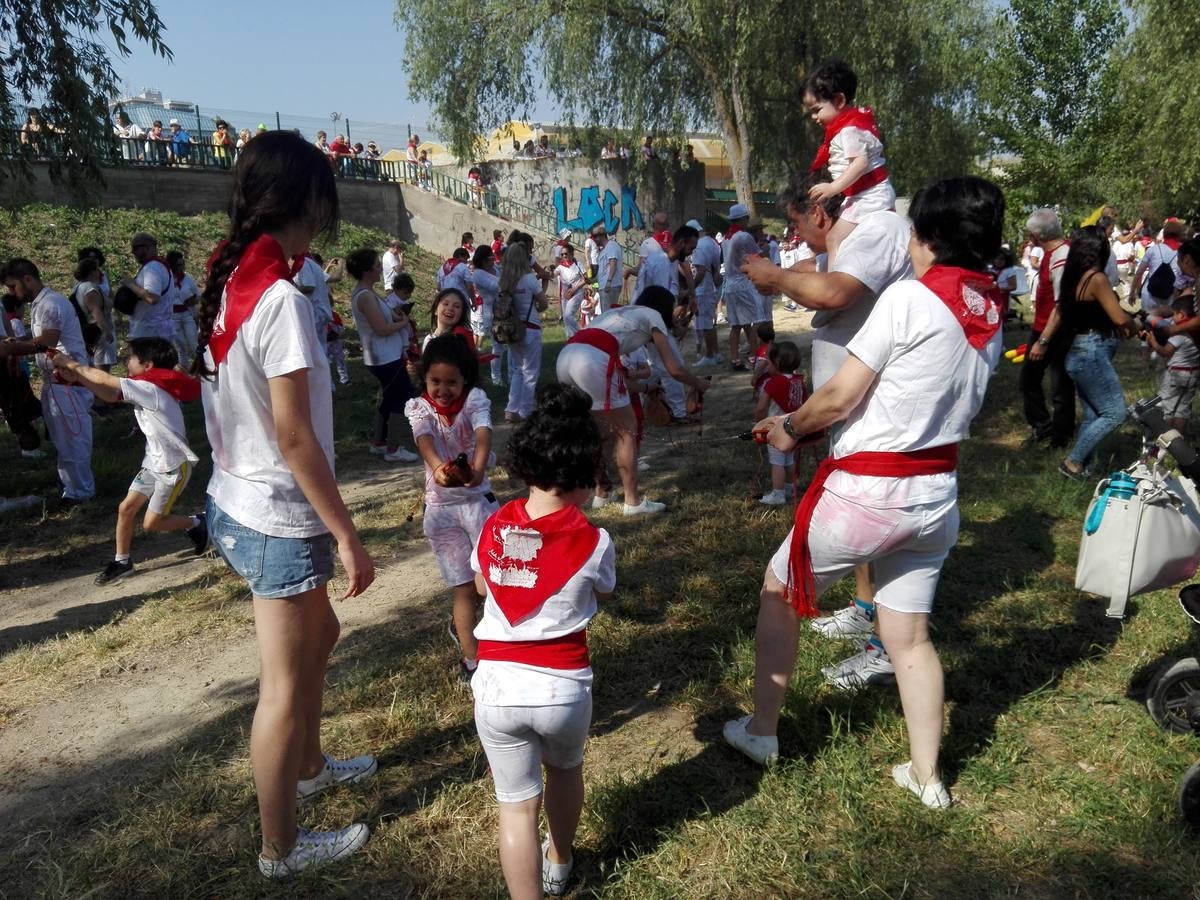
left=394, top=0, right=988, bottom=206
left=0, top=0, right=171, bottom=190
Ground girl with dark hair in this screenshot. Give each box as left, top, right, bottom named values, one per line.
left=497, top=243, right=548, bottom=422
left=727, top=177, right=1006, bottom=811
left=470, top=383, right=613, bottom=899
left=469, top=244, right=506, bottom=383
left=404, top=334, right=497, bottom=681
left=554, top=285, right=709, bottom=515
left=193, top=130, right=377, bottom=878
left=1028, top=225, right=1136, bottom=477
left=345, top=247, right=419, bottom=463
left=422, top=287, right=476, bottom=352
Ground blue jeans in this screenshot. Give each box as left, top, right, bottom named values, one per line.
left=1063, top=333, right=1125, bottom=467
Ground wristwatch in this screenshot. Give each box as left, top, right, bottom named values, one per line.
left=782, top=415, right=799, bottom=439
left=1036, top=337, right=1049, bottom=347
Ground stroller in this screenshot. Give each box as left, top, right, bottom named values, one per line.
left=1087, top=396, right=1200, bottom=825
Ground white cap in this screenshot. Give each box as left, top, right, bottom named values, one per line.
left=168, top=118, right=180, bottom=126
left=728, top=203, right=749, bottom=220
left=685, top=218, right=704, bottom=232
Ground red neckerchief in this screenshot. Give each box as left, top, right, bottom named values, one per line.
left=1164, top=237, right=1183, bottom=252
left=725, top=223, right=743, bottom=239
left=131, top=368, right=201, bottom=403
left=477, top=498, right=601, bottom=626
left=421, top=390, right=467, bottom=421
left=918, top=265, right=1002, bottom=350
left=441, top=258, right=463, bottom=278
left=208, top=234, right=303, bottom=366
left=763, top=373, right=808, bottom=413
left=172, top=269, right=186, bottom=288
left=654, top=229, right=672, bottom=251
left=810, top=106, right=881, bottom=172
left=788, top=446, right=958, bottom=615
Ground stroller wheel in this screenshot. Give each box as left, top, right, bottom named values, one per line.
left=1180, top=585, right=1200, bottom=627
left=1149, top=658, right=1200, bottom=734
left=1179, top=763, right=1200, bottom=828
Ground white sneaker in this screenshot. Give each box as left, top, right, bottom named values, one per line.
left=20, top=448, right=46, bottom=459
left=623, top=498, right=666, bottom=516
left=637, top=457, right=651, bottom=472
left=591, top=495, right=611, bottom=509
left=368, top=443, right=387, bottom=456
left=296, top=753, right=378, bottom=803
left=257, top=824, right=370, bottom=879
left=383, top=447, right=419, bottom=463
left=811, top=601, right=875, bottom=639
left=759, top=489, right=786, bottom=506
left=892, top=761, right=952, bottom=809
left=541, top=838, right=573, bottom=896
left=822, top=640, right=895, bottom=689
left=722, top=715, right=779, bottom=766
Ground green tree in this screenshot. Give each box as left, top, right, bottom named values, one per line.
left=0, top=1, right=171, bottom=190
left=394, top=0, right=987, bottom=208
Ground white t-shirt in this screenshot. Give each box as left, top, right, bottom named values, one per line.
left=510, top=272, right=544, bottom=327
left=691, top=235, right=722, bottom=299
left=132, top=260, right=174, bottom=333
left=829, top=123, right=887, bottom=184
left=174, top=274, right=200, bottom=311
left=595, top=240, right=623, bottom=290
left=381, top=250, right=402, bottom=291
left=813, top=210, right=913, bottom=343
left=826, top=278, right=1002, bottom=509
left=721, top=230, right=761, bottom=289
left=120, top=377, right=198, bottom=472
left=440, top=262, right=474, bottom=305
left=404, top=387, right=493, bottom=505
left=471, top=524, right=616, bottom=706
left=1168, top=334, right=1200, bottom=369
left=1141, top=243, right=1181, bottom=303
left=351, top=288, right=407, bottom=366
left=637, top=246, right=676, bottom=299
left=202, top=279, right=334, bottom=538
left=590, top=304, right=668, bottom=355
left=471, top=267, right=500, bottom=313
left=31, top=287, right=87, bottom=368
left=996, top=265, right=1029, bottom=297
left=584, top=236, right=599, bottom=269
left=557, top=261, right=586, bottom=300
left=293, top=256, right=333, bottom=333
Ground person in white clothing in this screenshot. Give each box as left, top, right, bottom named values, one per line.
left=1133, top=218, right=1188, bottom=308
left=471, top=384, right=616, bottom=899
left=381, top=239, right=405, bottom=291
left=2, top=258, right=95, bottom=501
left=556, top=244, right=587, bottom=338
left=722, top=204, right=767, bottom=369
left=802, top=59, right=897, bottom=264
left=725, top=176, right=1007, bottom=814
left=405, top=334, right=498, bottom=682
left=583, top=232, right=600, bottom=281
left=166, top=250, right=200, bottom=370
left=591, top=226, right=624, bottom=313
left=192, top=132, right=377, bottom=878
left=123, top=233, right=176, bottom=340
left=639, top=226, right=700, bottom=421
left=498, top=243, right=548, bottom=422
left=468, top=246, right=506, bottom=383
left=688, top=219, right=724, bottom=364
left=73, top=255, right=115, bottom=373
left=293, top=252, right=334, bottom=350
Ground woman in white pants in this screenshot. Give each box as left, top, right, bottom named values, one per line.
left=499, top=243, right=547, bottom=422
left=468, top=245, right=505, bottom=384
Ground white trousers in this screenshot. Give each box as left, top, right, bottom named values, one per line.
left=43, top=382, right=95, bottom=499
left=505, top=328, right=542, bottom=418
left=172, top=313, right=198, bottom=370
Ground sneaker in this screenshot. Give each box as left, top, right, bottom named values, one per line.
left=95, top=559, right=134, bottom=586
left=722, top=715, right=779, bottom=766
left=811, top=600, right=875, bottom=639
left=20, top=448, right=46, bottom=459
left=458, top=659, right=477, bottom=683
left=591, top=495, right=611, bottom=509
left=257, top=824, right=370, bottom=879
left=185, top=513, right=208, bottom=556
left=368, top=443, right=388, bottom=456
left=759, top=489, right=786, bottom=506
left=623, top=498, right=666, bottom=516
left=783, top=302, right=799, bottom=312
left=1058, top=460, right=1084, bottom=481
left=296, top=753, right=378, bottom=803
left=384, top=447, right=419, bottom=463
left=892, top=761, right=951, bottom=809
left=822, top=639, right=895, bottom=689
left=542, top=838, right=573, bottom=896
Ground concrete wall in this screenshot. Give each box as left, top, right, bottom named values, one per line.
left=440, top=157, right=707, bottom=239
left=396, top=184, right=556, bottom=260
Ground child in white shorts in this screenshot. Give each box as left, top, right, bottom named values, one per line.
left=405, top=332, right=498, bottom=682
left=754, top=340, right=808, bottom=506
left=52, top=337, right=207, bottom=585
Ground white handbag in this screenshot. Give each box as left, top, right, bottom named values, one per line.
left=1075, top=464, right=1200, bottom=618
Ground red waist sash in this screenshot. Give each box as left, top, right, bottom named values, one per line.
left=477, top=630, right=589, bottom=669
left=845, top=165, right=890, bottom=198
left=787, top=444, right=958, bottom=615
left=567, top=327, right=625, bottom=410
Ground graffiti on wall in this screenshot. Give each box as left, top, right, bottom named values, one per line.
left=553, top=184, right=645, bottom=235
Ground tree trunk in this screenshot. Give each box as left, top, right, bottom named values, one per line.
left=723, top=126, right=755, bottom=214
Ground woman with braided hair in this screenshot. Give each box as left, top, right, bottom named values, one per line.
left=193, top=130, right=377, bottom=879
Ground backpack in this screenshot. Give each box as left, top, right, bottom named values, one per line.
left=1147, top=249, right=1177, bottom=301
left=67, top=287, right=102, bottom=354
left=491, top=286, right=532, bottom=344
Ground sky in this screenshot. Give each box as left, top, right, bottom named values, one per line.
left=113, top=0, right=556, bottom=144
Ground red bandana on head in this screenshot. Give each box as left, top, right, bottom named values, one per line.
left=477, top=499, right=601, bottom=626
left=763, top=373, right=808, bottom=413
left=131, top=368, right=201, bottom=403
left=207, top=234, right=303, bottom=367
left=918, top=265, right=1002, bottom=350
left=810, top=106, right=882, bottom=173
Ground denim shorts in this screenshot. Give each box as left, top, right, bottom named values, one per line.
left=206, top=497, right=334, bottom=599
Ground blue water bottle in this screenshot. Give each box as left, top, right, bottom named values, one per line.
left=1085, top=472, right=1137, bottom=535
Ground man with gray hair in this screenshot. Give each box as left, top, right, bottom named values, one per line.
left=1022, top=208, right=1075, bottom=446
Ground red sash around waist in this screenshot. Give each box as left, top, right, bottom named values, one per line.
left=476, top=630, right=589, bottom=669
left=845, top=165, right=890, bottom=198
left=786, top=444, right=958, bottom=616
left=567, top=327, right=625, bottom=410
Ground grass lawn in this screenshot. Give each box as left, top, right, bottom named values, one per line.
left=1, top=212, right=1199, bottom=897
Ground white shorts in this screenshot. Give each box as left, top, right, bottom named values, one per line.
left=555, top=343, right=630, bottom=411
left=695, top=290, right=718, bottom=331
left=474, top=695, right=592, bottom=802
left=767, top=490, right=959, bottom=615
left=840, top=180, right=897, bottom=224
left=757, top=292, right=774, bottom=323
left=767, top=446, right=794, bottom=467
left=129, top=461, right=192, bottom=515
left=724, top=284, right=761, bottom=327
left=424, top=494, right=499, bottom=586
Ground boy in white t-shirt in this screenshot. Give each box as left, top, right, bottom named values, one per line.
left=52, top=337, right=207, bottom=585
left=1147, top=300, right=1200, bottom=431
left=802, top=59, right=896, bottom=265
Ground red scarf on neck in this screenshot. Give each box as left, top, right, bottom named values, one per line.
left=918, top=265, right=1002, bottom=350
left=725, top=223, right=743, bottom=239
left=442, top=257, right=463, bottom=278
left=477, top=499, right=601, bottom=626
left=131, top=368, right=201, bottom=403
left=208, top=234, right=303, bottom=366
left=810, top=107, right=881, bottom=172
left=421, top=389, right=467, bottom=420
left=1165, top=237, right=1183, bottom=252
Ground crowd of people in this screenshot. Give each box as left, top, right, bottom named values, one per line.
left=5, top=54, right=1198, bottom=897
